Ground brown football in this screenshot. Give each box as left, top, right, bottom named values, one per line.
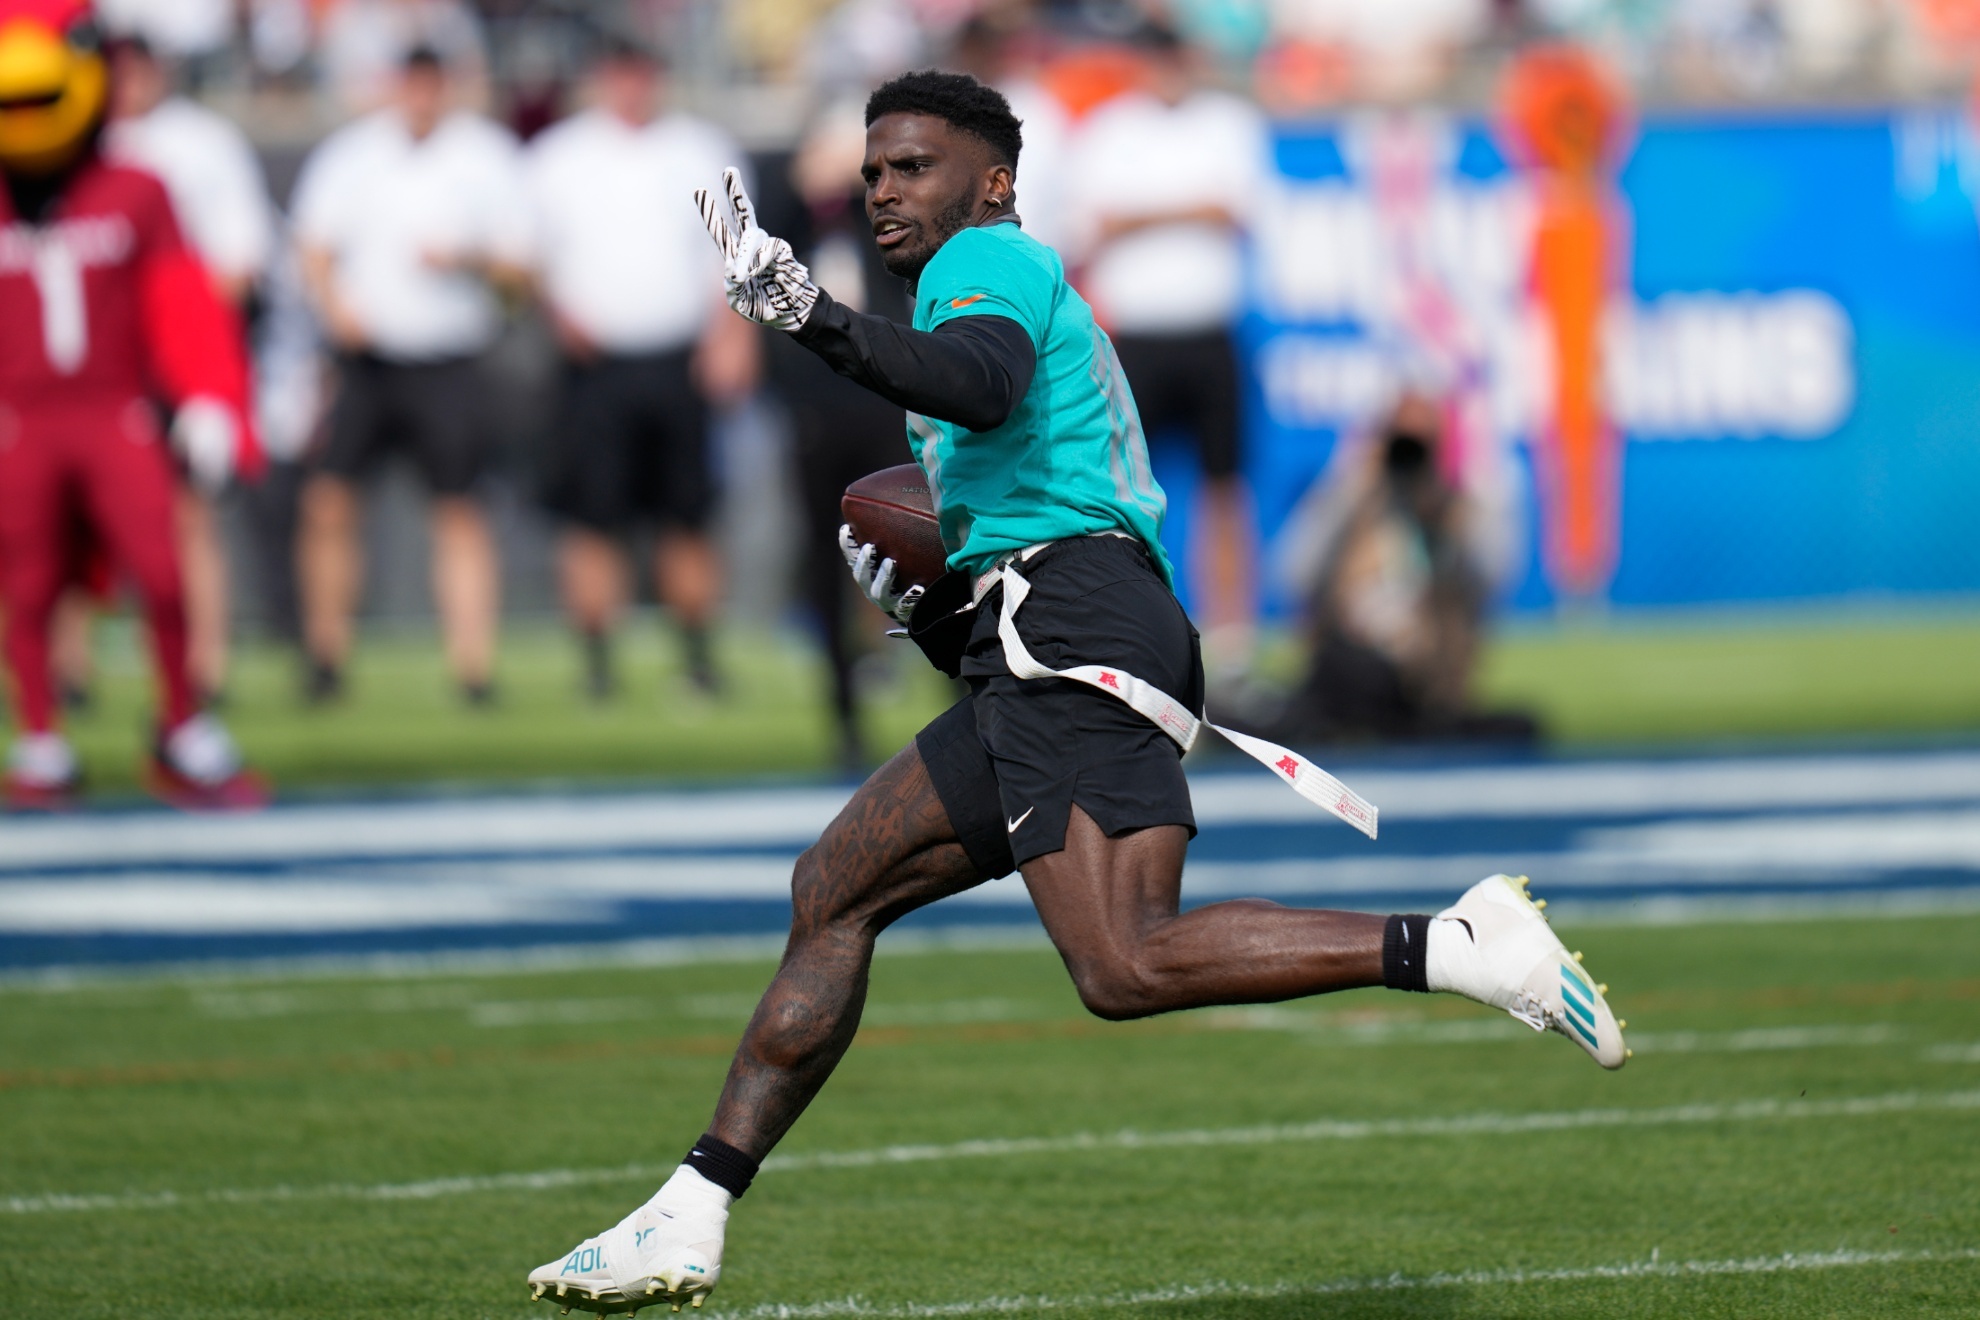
left=841, top=463, right=949, bottom=589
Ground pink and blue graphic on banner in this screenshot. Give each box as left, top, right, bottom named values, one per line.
left=1173, top=109, right=1980, bottom=614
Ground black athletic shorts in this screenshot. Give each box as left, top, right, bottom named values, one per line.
left=544, top=349, right=714, bottom=532
left=916, top=535, right=1203, bottom=877
left=1110, top=329, right=1242, bottom=479
left=317, top=353, right=489, bottom=496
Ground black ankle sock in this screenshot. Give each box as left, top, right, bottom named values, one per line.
left=684, top=1133, right=759, bottom=1199
left=1382, top=913, right=1433, bottom=993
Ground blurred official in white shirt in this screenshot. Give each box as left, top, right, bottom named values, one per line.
left=106, top=39, right=275, bottom=301
left=525, top=37, right=757, bottom=700
left=97, top=36, right=277, bottom=706
left=1067, top=25, right=1269, bottom=678
left=291, top=46, right=532, bottom=707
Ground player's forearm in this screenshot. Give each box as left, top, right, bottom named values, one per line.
left=792, top=290, right=1035, bottom=432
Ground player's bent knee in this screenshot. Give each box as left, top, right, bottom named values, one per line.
left=1068, top=957, right=1167, bottom=1022
left=786, top=846, right=862, bottom=938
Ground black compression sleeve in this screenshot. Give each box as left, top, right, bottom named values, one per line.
left=791, top=289, right=1037, bottom=432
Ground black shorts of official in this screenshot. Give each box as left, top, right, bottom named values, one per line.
left=915, top=536, right=1203, bottom=878
left=1110, top=329, right=1242, bottom=479
left=317, top=353, right=489, bottom=496
left=543, top=349, right=714, bottom=533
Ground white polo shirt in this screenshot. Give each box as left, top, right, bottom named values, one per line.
left=525, top=109, right=737, bottom=356
left=106, top=97, right=277, bottom=288
left=1067, top=90, right=1268, bottom=335
left=291, top=108, right=532, bottom=363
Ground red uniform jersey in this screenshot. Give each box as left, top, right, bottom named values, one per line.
left=0, top=158, right=259, bottom=470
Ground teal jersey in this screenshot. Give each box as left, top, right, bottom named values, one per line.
left=908, top=223, right=1172, bottom=585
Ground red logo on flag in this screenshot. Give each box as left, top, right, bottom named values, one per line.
left=1099, top=672, right=1120, bottom=689
left=1275, top=755, right=1300, bottom=777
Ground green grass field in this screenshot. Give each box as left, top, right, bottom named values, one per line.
left=4, top=912, right=1976, bottom=1317
left=44, top=608, right=1980, bottom=795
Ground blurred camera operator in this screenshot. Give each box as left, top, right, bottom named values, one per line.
left=1263, top=391, right=1536, bottom=743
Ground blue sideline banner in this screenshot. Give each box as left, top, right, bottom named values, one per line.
left=1147, top=109, right=1980, bottom=614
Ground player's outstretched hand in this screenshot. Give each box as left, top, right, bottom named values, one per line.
left=695, top=167, right=819, bottom=332
left=839, top=524, right=924, bottom=625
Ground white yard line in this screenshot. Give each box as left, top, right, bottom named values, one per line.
left=8, top=1088, right=1977, bottom=1217
left=715, top=1247, right=1980, bottom=1318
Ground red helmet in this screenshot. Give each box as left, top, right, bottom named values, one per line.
left=0, top=0, right=107, bottom=175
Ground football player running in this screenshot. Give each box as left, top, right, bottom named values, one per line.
left=527, top=71, right=1627, bottom=1314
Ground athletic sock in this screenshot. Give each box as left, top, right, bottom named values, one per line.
left=1381, top=913, right=1433, bottom=992
left=682, top=1133, right=758, bottom=1200
left=1424, top=915, right=1480, bottom=998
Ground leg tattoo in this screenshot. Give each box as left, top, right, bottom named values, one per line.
left=708, top=742, right=983, bottom=1157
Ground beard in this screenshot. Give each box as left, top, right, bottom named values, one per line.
left=879, top=187, right=980, bottom=281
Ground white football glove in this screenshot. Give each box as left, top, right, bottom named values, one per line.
left=695, top=168, right=819, bottom=332
left=839, top=524, right=924, bottom=625
left=171, top=396, right=238, bottom=494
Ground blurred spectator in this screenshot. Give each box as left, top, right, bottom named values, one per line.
left=291, top=46, right=531, bottom=705
left=322, top=0, right=489, bottom=113
left=241, top=249, right=325, bottom=651
left=1066, top=25, right=1267, bottom=678
left=106, top=39, right=276, bottom=304
left=525, top=36, right=755, bottom=700
left=1261, top=392, right=1535, bottom=742
left=105, top=35, right=280, bottom=703
left=1263, top=0, right=1489, bottom=104
left=97, top=0, right=233, bottom=62
left=763, top=100, right=912, bottom=767
left=949, top=14, right=1073, bottom=253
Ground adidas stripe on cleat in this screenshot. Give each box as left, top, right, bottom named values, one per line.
left=1430, top=874, right=1629, bottom=1069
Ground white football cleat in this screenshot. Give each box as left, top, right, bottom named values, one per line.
left=1430, top=874, right=1629, bottom=1069
left=527, top=1173, right=728, bottom=1315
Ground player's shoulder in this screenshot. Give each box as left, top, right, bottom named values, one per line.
left=1075, top=90, right=1165, bottom=138
left=150, top=95, right=248, bottom=146
left=650, top=111, right=735, bottom=156
left=436, top=110, right=523, bottom=159
left=304, top=109, right=396, bottom=179
left=931, top=222, right=1060, bottom=285
left=525, top=109, right=598, bottom=162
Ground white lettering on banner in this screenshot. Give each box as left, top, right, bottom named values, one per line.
left=1256, top=177, right=1533, bottom=325
left=1606, top=292, right=1855, bottom=439
left=1257, top=166, right=1859, bottom=443
left=1259, top=293, right=1856, bottom=443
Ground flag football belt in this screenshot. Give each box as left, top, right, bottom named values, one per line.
left=976, top=544, right=1379, bottom=840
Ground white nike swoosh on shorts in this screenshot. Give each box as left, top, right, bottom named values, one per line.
left=1006, top=807, right=1034, bottom=834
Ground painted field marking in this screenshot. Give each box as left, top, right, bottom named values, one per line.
left=1200, top=1011, right=1908, bottom=1053
left=716, top=1247, right=1980, bottom=1318
left=8, top=1088, right=1978, bottom=1217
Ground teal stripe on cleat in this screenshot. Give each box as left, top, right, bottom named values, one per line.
left=1561, top=963, right=1595, bottom=1000
left=1560, top=979, right=1598, bottom=1034
left=1560, top=971, right=1596, bottom=1015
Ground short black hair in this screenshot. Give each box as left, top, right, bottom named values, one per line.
left=865, top=70, right=1021, bottom=169
left=402, top=44, right=445, bottom=73
left=594, top=26, right=661, bottom=68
